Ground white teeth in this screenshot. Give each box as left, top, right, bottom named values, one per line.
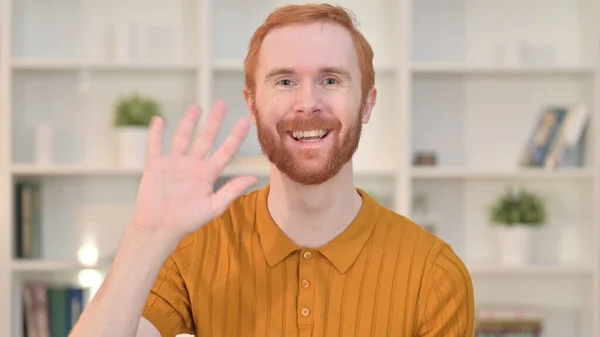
left=292, top=129, right=328, bottom=139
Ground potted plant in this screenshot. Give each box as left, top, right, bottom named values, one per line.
left=113, top=93, right=162, bottom=167
left=488, top=187, right=547, bottom=266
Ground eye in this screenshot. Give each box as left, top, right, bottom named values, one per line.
left=323, top=78, right=338, bottom=85
left=277, top=79, right=293, bottom=86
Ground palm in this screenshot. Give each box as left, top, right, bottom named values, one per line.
left=131, top=101, right=258, bottom=238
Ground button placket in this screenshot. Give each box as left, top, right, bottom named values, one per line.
left=297, top=249, right=317, bottom=327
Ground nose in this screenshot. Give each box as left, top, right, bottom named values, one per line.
left=294, top=82, right=321, bottom=114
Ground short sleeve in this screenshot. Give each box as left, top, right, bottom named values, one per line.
left=417, top=245, right=475, bottom=336
left=142, top=245, right=196, bottom=336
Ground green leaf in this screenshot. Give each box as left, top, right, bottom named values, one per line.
left=113, top=93, right=162, bottom=127
left=489, top=187, right=547, bottom=226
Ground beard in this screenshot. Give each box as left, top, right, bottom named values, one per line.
left=254, top=105, right=363, bottom=185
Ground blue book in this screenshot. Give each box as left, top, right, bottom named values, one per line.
left=66, top=287, right=85, bottom=331
left=520, top=107, right=569, bottom=167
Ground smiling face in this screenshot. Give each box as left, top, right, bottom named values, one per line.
left=244, top=21, right=377, bottom=185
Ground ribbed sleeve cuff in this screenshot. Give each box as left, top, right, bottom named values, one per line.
left=142, top=303, right=195, bottom=337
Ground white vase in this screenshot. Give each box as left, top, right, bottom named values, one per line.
left=115, top=126, right=148, bottom=167
left=495, top=224, right=534, bottom=266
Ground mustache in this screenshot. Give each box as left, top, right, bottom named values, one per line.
left=276, top=116, right=341, bottom=132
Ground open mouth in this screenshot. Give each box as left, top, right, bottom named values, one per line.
left=287, top=129, right=331, bottom=143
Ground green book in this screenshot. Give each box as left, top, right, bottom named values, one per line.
left=47, top=287, right=67, bottom=337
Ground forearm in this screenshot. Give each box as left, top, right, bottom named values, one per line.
left=70, top=225, right=179, bottom=337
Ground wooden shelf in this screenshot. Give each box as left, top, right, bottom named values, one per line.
left=212, top=58, right=398, bottom=73
left=467, top=263, right=595, bottom=277
left=12, top=59, right=198, bottom=71
left=12, top=164, right=145, bottom=177
left=11, top=161, right=271, bottom=177
left=11, top=160, right=397, bottom=178
left=411, top=62, right=595, bottom=75
left=411, top=167, right=595, bottom=179
left=11, top=259, right=111, bottom=272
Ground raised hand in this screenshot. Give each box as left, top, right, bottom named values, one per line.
left=130, top=101, right=258, bottom=241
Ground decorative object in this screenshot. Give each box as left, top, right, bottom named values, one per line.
left=109, top=22, right=140, bottom=63
left=519, top=43, right=557, bottom=65
left=492, top=44, right=520, bottom=66
left=492, top=43, right=557, bottom=67
left=476, top=308, right=543, bottom=336
left=139, top=23, right=182, bottom=63
left=489, top=187, right=547, bottom=266
left=108, top=22, right=182, bottom=64
left=413, top=151, right=437, bottom=166
left=113, top=93, right=162, bottom=167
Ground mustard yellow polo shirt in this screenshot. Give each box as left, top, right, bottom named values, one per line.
left=142, top=184, right=475, bottom=336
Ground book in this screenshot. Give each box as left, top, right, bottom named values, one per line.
left=21, top=283, right=87, bottom=337
left=545, top=104, right=590, bottom=168
left=476, top=308, right=543, bottom=337
left=14, top=181, right=43, bottom=259
left=519, top=106, right=569, bottom=167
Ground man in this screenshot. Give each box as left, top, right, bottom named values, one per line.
left=70, top=3, right=474, bottom=337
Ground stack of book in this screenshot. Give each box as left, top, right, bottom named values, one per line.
left=476, top=309, right=543, bottom=337
left=17, top=283, right=88, bottom=337
left=519, top=104, right=590, bottom=169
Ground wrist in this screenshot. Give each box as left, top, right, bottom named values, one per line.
left=126, top=221, right=182, bottom=251
left=118, top=225, right=181, bottom=266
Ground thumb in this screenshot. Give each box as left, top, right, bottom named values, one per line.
left=210, top=175, right=259, bottom=215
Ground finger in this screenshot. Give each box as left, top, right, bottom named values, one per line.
left=170, top=105, right=201, bottom=155
left=211, top=175, right=258, bottom=215
left=147, top=115, right=164, bottom=158
left=209, top=118, right=251, bottom=173
left=190, top=100, right=227, bottom=159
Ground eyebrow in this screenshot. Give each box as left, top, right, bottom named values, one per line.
left=264, top=66, right=352, bottom=82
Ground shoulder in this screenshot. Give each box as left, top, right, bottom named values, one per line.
left=374, top=208, right=474, bottom=333
left=375, top=205, right=472, bottom=284
left=376, top=206, right=450, bottom=260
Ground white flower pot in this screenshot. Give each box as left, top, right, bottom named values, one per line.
left=495, top=224, right=534, bottom=266
left=115, top=126, right=148, bottom=167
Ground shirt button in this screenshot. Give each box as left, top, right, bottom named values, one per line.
left=301, top=279, right=310, bottom=288
left=303, top=251, right=312, bottom=260
left=301, top=307, right=310, bottom=316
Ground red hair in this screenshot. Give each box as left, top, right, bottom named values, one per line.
left=244, top=4, right=375, bottom=103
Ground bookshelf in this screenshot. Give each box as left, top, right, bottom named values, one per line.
left=0, top=0, right=598, bottom=336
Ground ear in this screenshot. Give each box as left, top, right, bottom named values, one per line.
left=361, top=87, right=377, bottom=124
left=243, top=88, right=258, bottom=125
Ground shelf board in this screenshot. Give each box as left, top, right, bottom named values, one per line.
left=12, top=164, right=145, bottom=177
left=11, top=159, right=396, bottom=178
left=467, top=263, right=595, bottom=277
left=17, top=259, right=591, bottom=276
left=12, top=59, right=198, bottom=71
left=212, top=59, right=398, bottom=73
left=411, top=167, right=595, bottom=179
left=411, top=62, right=595, bottom=75
left=11, top=160, right=271, bottom=177
left=11, top=259, right=109, bottom=272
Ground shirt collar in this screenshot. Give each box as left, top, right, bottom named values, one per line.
left=254, top=184, right=380, bottom=273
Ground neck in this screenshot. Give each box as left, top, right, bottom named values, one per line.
left=267, top=161, right=363, bottom=248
